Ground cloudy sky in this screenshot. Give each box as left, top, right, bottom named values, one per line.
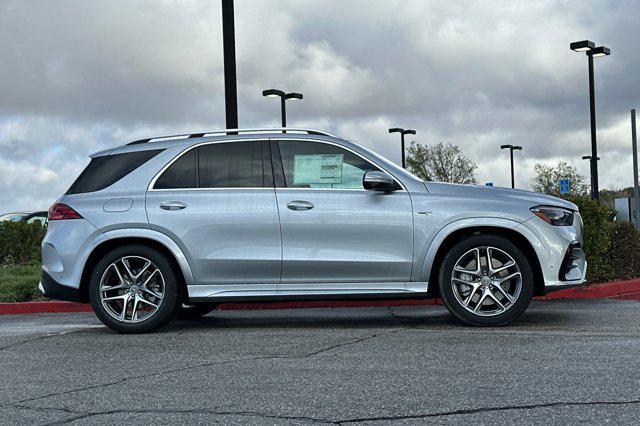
left=1, top=0, right=639, bottom=210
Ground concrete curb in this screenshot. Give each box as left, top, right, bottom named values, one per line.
left=1, top=278, right=639, bottom=315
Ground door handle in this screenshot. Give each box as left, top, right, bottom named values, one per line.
left=286, top=200, right=314, bottom=211
left=160, top=201, right=187, bottom=211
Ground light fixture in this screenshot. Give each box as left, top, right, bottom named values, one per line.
left=570, top=40, right=595, bottom=52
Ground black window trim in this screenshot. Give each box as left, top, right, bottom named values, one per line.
left=271, top=138, right=406, bottom=192
left=149, top=139, right=274, bottom=191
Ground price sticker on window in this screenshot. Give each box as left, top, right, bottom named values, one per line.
left=293, top=154, right=343, bottom=185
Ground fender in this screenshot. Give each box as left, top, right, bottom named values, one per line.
left=103, top=228, right=195, bottom=285
left=418, top=217, right=545, bottom=282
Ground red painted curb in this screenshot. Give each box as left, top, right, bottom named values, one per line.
left=0, top=301, right=92, bottom=315
left=541, top=278, right=640, bottom=300
left=1, top=278, right=639, bottom=315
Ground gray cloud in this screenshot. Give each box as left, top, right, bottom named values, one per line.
left=0, top=0, right=639, bottom=210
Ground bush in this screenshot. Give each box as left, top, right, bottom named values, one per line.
left=603, top=222, right=640, bottom=282
left=0, top=221, right=46, bottom=265
left=563, top=195, right=616, bottom=283
left=0, top=263, right=43, bottom=302
left=563, top=195, right=640, bottom=283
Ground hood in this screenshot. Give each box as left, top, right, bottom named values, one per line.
left=424, top=182, right=578, bottom=211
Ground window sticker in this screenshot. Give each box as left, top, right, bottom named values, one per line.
left=293, top=154, right=343, bottom=185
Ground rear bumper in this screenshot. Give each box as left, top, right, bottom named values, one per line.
left=39, top=270, right=84, bottom=303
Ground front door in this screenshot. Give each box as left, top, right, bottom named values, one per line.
left=146, top=140, right=281, bottom=286
left=272, top=139, right=414, bottom=284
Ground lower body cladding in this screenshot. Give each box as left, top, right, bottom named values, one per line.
left=187, top=281, right=430, bottom=303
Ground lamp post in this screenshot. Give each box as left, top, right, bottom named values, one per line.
left=500, top=144, right=522, bottom=189
left=221, top=0, right=238, bottom=130
left=582, top=155, right=600, bottom=197
left=570, top=40, right=611, bottom=201
left=262, top=89, right=303, bottom=131
left=388, top=128, right=416, bottom=168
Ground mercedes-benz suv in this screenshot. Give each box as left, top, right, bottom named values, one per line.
left=40, top=128, right=586, bottom=333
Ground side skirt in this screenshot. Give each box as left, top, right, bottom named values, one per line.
left=188, top=281, right=429, bottom=303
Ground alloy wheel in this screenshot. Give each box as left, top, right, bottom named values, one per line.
left=99, top=256, right=165, bottom=323
left=451, top=246, right=522, bottom=317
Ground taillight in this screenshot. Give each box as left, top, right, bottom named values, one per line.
left=48, top=203, right=83, bottom=220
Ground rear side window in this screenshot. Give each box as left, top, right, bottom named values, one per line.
left=66, top=149, right=163, bottom=194
left=153, top=141, right=270, bottom=189
left=154, top=149, right=197, bottom=189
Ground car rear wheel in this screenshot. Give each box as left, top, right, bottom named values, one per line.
left=89, top=244, right=178, bottom=333
left=438, top=234, right=534, bottom=327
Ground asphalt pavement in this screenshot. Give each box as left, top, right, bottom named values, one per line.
left=1, top=299, right=640, bottom=424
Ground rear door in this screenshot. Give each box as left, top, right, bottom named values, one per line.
left=272, top=139, right=414, bottom=284
left=146, top=140, right=281, bottom=286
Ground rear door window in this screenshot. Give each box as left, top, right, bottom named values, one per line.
left=67, top=149, right=163, bottom=194
left=198, top=141, right=265, bottom=188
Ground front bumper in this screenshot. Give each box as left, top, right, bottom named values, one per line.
left=517, top=211, right=587, bottom=293
left=39, top=270, right=84, bottom=303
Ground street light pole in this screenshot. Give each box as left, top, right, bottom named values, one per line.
left=262, top=89, right=303, bottom=132
left=389, top=128, right=416, bottom=168
left=571, top=40, right=610, bottom=201
left=500, top=145, right=522, bottom=189
left=221, top=0, right=238, bottom=130
left=631, top=109, right=639, bottom=230
left=582, top=155, right=600, bottom=196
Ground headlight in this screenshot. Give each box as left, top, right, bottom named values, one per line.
left=530, top=206, right=574, bottom=226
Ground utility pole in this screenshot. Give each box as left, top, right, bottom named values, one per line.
left=221, top=0, right=238, bottom=130
left=632, top=109, right=639, bottom=229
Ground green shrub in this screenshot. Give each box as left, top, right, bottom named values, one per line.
left=0, top=263, right=42, bottom=302
left=604, top=221, right=640, bottom=281
left=0, top=221, right=46, bottom=265
left=563, top=195, right=616, bottom=283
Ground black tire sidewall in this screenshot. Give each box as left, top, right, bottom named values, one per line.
left=438, top=234, right=534, bottom=327
left=89, top=244, right=178, bottom=333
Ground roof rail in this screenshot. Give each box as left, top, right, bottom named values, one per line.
left=126, top=128, right=337, bottom=146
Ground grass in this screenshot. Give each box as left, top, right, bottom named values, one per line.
left=0, top=263, right=43, bottom=303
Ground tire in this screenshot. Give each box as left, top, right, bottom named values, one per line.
left=174, top=303, right=217, bottom=319
left=89, top=244, right=178, bottom=333
left=438, top=234, right=534, bottom=327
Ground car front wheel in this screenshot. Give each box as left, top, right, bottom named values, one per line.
left=89, top=244, right=178, bottom=333
left=438, top=234, right=534, bottom=327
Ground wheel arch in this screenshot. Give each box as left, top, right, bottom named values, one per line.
left=424, top=223, right=545, bottom=298
left=79, top=233, right=194, bottom=303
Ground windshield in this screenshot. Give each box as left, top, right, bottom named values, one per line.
left=0, top=213, right=28, bottom=222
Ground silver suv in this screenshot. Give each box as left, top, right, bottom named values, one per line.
left=40, top=128, right=586, bottom=333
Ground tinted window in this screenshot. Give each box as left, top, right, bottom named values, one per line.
left=198, top=141, right=264, bottom=188
left=277, top=141, right=380, bottom=189
left=67, top=149, right=163, bottom=194
left=154, top=149, right=197, bottom=189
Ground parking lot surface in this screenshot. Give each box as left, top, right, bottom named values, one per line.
left=1, top=299, right=640, bottom=424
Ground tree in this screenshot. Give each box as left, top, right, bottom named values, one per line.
left=531, top=162, right=588, bottom=196
left=406, top=142, right=478, bottom=184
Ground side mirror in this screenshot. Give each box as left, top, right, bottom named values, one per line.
left=363, top=171, right=397, bottom=192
